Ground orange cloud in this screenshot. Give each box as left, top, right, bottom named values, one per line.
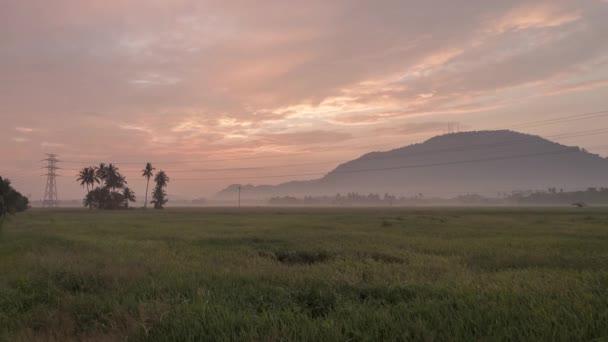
left=490, top=4, right=581, bottom=33
left=542, top=79, right=608, bottom=96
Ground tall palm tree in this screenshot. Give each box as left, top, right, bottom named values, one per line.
left=96, top=163, right=108, bottom=186
left=106, top=163, right=117, bottom=175
left=122, top=187, right=136, bottom=209
left=118, top=174, right=127, bottom=189
left=77, top=167, right=99, bottom=209
left=142, top=162, right=155, bottom=209
left=105, top=164, right=125, bottom=191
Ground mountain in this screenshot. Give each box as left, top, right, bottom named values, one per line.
left=215, top=130, right=608, bottom=199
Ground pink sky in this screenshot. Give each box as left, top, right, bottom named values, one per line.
left=2, top=0, right=608, bottom=200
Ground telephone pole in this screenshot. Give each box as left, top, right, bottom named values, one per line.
left=42, top=154, right=59, bottom=208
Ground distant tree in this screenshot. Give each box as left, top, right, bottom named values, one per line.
left=104, top=164, right=126, bottom=191
left=83, top=191, right=96, bottom=209
left=0, top=177, right=8, bottom=219
left=122, top=187, right=136, bottom=209
left=151, top=170, right=170, bottom=209
left=142, top=162, right=155, bottom=209
left=79, top=164, right=130, bottom=210
left=0, top=176, right=29, bottom=220
left=384, top=193, right=396, bottom=206
left=84, top=187, right=110, bottom=209
left=96, top=163, right=108, bottom=183
left=154, top=170, right=169, bottom=189
left=77, top=167, right=99, bottom=208
left=151, top=187, right=168, bottom=209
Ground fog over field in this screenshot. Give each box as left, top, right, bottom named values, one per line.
left=2, top=1, right=608, bottom=340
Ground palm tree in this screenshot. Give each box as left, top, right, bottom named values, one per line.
left=107, top=163, right=117, bottom=175
left=152, top=170, right=170, bottom=209
left=118, top=174, right=127, bottom=188
left=154, top=170, right=170, bottom=188
left=76, top=167, right=99, bottom=208
left=142, top=162, right=155, bottom=209
left=83, top=191, right=96, bottom=209
left=151, top=186, right=168, bottom=209
left=96, top=163, right=108, bottom=186
left=105, top=164, right=125, bottom=191
left=122, top=187, right=136, bottom=209
left=78, top=163, right=131, bottom=210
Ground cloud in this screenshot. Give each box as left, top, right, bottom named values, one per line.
left=1, top=0, right=608, bottom=198
left=129, top=73, right=181, bottom=87
left=489, top=3, right=581, bottom=33
left=542, top=79, right=608, bottom=96
left=41, top=142, right=65, bottom=148
left=15, top=127, right=35, bottom=133
left=255, top=130, right=353, bottom=146
left=118, top=124, right=152, bottom=133
left=2, top=1, right=605, bottom=121
left=12, top=137, right=29, bottom=143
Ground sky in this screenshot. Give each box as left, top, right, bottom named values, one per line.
left=2, top=0, right=608, bottom=201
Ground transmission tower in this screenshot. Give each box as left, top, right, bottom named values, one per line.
left=42, top=154, right=59, bottom=208
left=444, top=122, right=462, bottom=134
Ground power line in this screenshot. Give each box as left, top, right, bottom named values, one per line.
left=510, top=110, right=608, bottom=129
left=56, top=127, right=608, bottom=175
left=54, top=109, right=608, bottom=166
left=342, top=128, right=608, bottom=165
left=58, top=160, right=340, bottom=173
left=20, top=111, right=608, bottom=187
left=166, top=144, right=608, bottom=181
left=59, top=152, right=312, bottom=165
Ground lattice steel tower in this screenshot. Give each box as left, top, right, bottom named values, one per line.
left=42, top=154, right=59, bottom=208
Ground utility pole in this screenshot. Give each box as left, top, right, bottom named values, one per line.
left=42, top=154, right=59, bottom=208
left=238, top=185, right=241, bottom=208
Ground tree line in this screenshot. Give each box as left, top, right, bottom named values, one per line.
left=0, top=176, right=30, bottom=222
left=269, top=187, right=608, bottom=206
left=269, top=193, right=401, bottom=206
left=77, top=163, right=169, bottom=209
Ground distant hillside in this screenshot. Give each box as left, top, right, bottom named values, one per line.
left=215, top=130, right=608, bottom=199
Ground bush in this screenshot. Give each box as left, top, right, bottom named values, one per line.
left=0, top=176, right=29, bottom=218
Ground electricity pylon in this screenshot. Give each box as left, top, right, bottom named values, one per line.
left=42, top=154, right=59, bottom=208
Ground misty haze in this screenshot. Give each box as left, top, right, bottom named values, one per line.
left=1, top=1, right=607, bottom=341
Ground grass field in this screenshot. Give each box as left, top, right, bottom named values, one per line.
left=1, top=208, right=607, bottom=341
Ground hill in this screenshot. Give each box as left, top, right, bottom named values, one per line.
left=215, top=130, right=608, bottom=199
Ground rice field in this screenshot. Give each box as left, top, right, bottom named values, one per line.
left=1, top=207, right=607, bottom=341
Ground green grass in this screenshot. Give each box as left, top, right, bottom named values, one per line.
left=1, top=208, right=607, bottom=341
